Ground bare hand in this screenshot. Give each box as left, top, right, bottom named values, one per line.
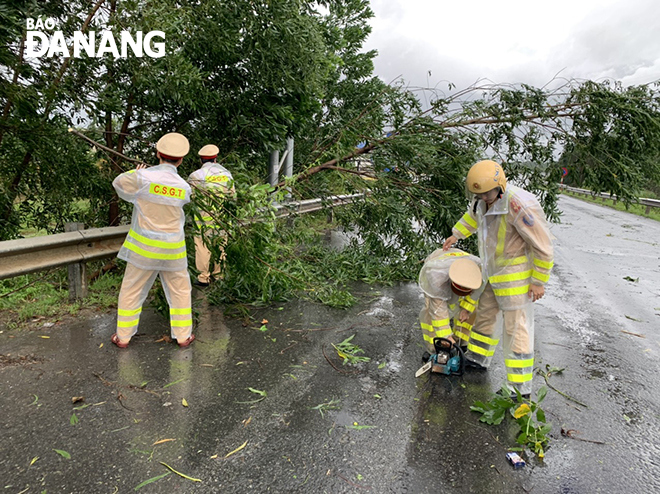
left=135, top=164, right=146, bottom=171
left=443, top=235, right=457, bottom=251
left=458, top=309, right=470, bottom=322
left=529, top=284, right=545, bottom=302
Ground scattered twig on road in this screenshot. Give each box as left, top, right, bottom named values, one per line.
left=337, top=474, right=371, bottom=490
left=621, top=330, right=645, bottom=338
left=279, top=341, right=299, bottom=354
left=93, top=372, right=160, bottom=396
left=561, top=428, right=607, bottom=445
left=541, top=341, right=572, bottom=349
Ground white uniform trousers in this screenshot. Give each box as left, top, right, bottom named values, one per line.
left=116, top=263, right=192, bottom=343
left=464, top=283, right=535, bottom=395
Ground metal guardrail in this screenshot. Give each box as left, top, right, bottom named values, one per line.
left=560, top=185, right=660, bottom=214
left=0, top=194, right=364, bottom=282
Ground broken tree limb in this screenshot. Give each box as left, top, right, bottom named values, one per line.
left=68, top=128, right=150, bottom=168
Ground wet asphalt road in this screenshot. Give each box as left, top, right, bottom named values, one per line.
left=1, top=194, right=659, bottom=493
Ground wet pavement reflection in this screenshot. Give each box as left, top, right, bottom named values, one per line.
left=1, top=194, right=659, bottom=493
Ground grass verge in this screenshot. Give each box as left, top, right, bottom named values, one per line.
left=0, top=263, right=123, bottom=331
left=562, top=191, right=660, bottom=222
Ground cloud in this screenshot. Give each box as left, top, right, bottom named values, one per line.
left=365, top=0, right=660, bottom=91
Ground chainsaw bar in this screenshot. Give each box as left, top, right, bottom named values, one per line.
left=415, top=361, right=432, bottom=377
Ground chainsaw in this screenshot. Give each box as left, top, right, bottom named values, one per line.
left=415, top=337, right=465, bottom=377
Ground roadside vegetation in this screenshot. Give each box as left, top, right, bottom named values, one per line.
left=2, top=1, right=660, bottom=316
left=562, top=189, right=660, bottom=222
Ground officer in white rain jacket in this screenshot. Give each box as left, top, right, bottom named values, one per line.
left=111, top=132, right=195, bottom=348
left=418, top=248, right=484, bottom=354
left=187, top=144, right=235, bottom=287
left=443, top=160, right=554, bottom=397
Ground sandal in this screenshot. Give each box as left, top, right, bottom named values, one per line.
left=177, top=334, right=196, bottom=348
left=111, top=333, right=129, bottom=348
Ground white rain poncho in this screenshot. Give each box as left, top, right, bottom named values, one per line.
left=113, top=164, right=192, bottom=272
left=418, top=248, right=484, bottom=351
left=451, top=185, right=554, bottom=311
left=187, top=162, right=234, bottom=228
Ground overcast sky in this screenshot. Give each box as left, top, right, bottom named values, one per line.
left=364, top=0, right=660, bottom=93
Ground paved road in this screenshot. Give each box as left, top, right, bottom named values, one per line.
left=1, top=194, right=659, bottom=493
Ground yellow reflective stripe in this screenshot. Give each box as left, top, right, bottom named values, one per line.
left=465, top=295, right=477, bottom=305
left=448, top=303, right=457, bottom=311
left=170, top=319, right=192, bottom=327
left=454, top=222, right=471, bottom=237
left=533, top=258, right=554, bottom=269
left=493, top=285, right=530, bottom=297
left=420, top=322, right=434, bottom=332
left=507, top=373, right=533, bottom=383
left=128, top=229, right=185, bottom=250
left=460, top=300, right=476, bottom=312
left=461, top=212, right=477, bottom=229
left=117, top=320, right=139, bottom=328
left=496, top=216, right=507, bottom=259
left=118, top=308, right=142, bottom=316
left=454, top=331, right=470, bottom=341
left=467, top=344, right=495, bottom=356
left=455, top=321, right=472, bottom=330
left=532, top=271, right=550, bottom=283
left=432, top=318, right=450, bottom=328
left=126, top=169, right=136, bottom=174
left=423, top=334, right=435, bottom=344
left=434, top=329, right=453, bottom=338
left=170, top=308, right=192, bottom=315
left=206, top=175, right=229, bottom=183
left=489, top=270, right=532, bottom=284
left=470, top=332, right=499, bottom=346
left=123, top=242, right=187, bottom=260
left=505, top=358, right=534, bottom=368
left=148, top=182, right=186, bottom=200
left=498, top=255, right=528, bottom=267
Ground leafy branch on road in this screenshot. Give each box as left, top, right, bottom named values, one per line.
left=332, top=335, right=371, bottom=366
left=471, top=385, right=551, bottom=458
left=537, top=365, right=588, bottom=408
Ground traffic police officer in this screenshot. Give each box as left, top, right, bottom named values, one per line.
left=443, top=160, right=554, bottom=397
left=418, top=248, right=484, bottom=355
left=187, top=144, right=235, bottom=287
left=111, top=132, right=195, bottom=348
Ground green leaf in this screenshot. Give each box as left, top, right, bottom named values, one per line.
left=536, top=408, right=546, bottom=423
left=134, top=472, right=171, bottom=491
left=537, top=386, right=548, bottom=403
left=70, top=413, right=79, bottom=425
left=539, top=424, right=552, bottom=435
left=517, top=432, right=528, bottom=444
left=53, top=449, right=71, bottom=459
left=248, top=387, right=267, bottom=397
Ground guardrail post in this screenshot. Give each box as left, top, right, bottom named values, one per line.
left=646, top=205, right=652, bottom=215
left=65, top=222, right=87, bottom=301
left=268, top=150, right=280, bottom=187
left=284, top=137, right=293, bottom=199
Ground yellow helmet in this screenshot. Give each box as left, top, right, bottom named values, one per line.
left=466, top=160, right=507, bottom=194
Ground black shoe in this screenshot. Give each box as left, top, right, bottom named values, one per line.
left=421, top=351, right=431, bottom=363
left=193, top=280, right=210, bottom=288
left=464, top=359, right=487, bottom=371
